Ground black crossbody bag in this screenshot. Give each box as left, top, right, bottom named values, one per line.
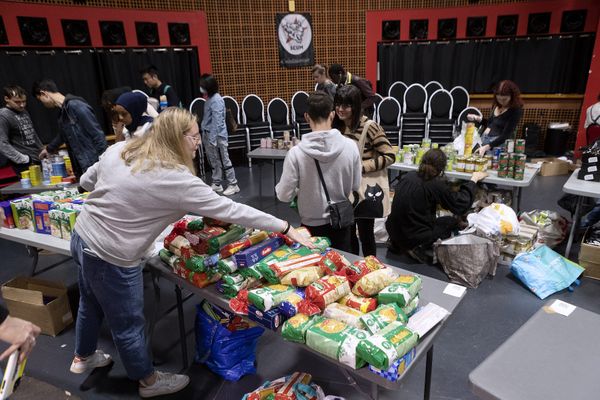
left=313, top=159, right=354, bottom=229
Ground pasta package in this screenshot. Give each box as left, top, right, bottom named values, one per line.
left=305, top=318, right=368, bottom=369
left=202, top=217, right=231, bottom=228
left=360, top=303, right=408, bottom=335
left=377, top=275, right=423, bottom=307
left=207, top=225, right=247, bottom=254
left=218, top=273, right=261, bottom=298
left=318, top=250, right=351, bottom=275
left=309, top=236, right=331, bottom=252
left=352, top=268, right=398, bottom=297
left=339, top=293, right=378, bottom=313
left=278, top=289, right=305, bottom=318
left=274, top=372, right=313, bottom=400
left=323, top=303, right=365, bottom=329
left=235, top=237, right=284, bottom=268
left=356, top=321, right=419, bottom=370
left=220, top=230, right=269, bottom=258
left=166, top=235, right=194, bottom=260
left=300, top=275, right=351, bottom=315
left=248, top=305, right=286, bottom=330
left=216, top=257, right=238, bottom=275
left=281, top=314, right=324, bottom=343
left=172, top=217, right=204, bottom=235
left=247, top=284, right=295, bottom=311
left=338, top=256, right=386, bottom=284
left=280, top=266, right=324, bottom=287
left=402, top=295, right=419, bottom=317
left=257, top=248, right=318, bottom=284
left=193, top=226, right=227, bottom=254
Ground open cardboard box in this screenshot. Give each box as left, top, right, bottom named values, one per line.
left=530, top=157, right=571, bottom=176
left=1, top=277, right=73, bottom=336
left=579, top=228, right=600, bottom=280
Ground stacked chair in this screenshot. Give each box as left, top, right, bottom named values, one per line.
left=242, top=94, right=271, bottom=166
left=223, top=96, right=249, bottom=154
left=376, top=97, right=402, bottom=146
left=189, top=97, right=207, bottom=179
left=291, top=91, right=311, bottom=138
left=388, top=81, right=407, bottom=112
left=426, top=89, right=454, bottom=145
left=401, top=83, right=428, bottom=144
left=267, top=97, right=295, bottom=140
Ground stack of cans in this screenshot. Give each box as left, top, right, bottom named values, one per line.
left=497, top=152, right=510, bottom=177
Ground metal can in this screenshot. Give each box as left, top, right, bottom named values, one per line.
left=505, top=139, right=515, bottom=153
left=498, top=152, right=510, bottom=169
left=497, top=168, right=509, bottom=178
left=485, top=155, right=493, bottom=170
left=513, top=170, right=524, bottom=181
left=513, top=153, right=526, bottom=169
left=51, top=161, right=67, bottom=178
left=455, top=156, right=466, bottom=172
left=422, top=138, right=432, bottom=149
left=515, top=139, right=526, bottom=154
left=20, top=178, right=31, bottom=188
left=432, top=143, right=439, bottom=149
left=446, top=157, right=454, bottom=171
left=464, top=157, right=475, bottom=172
left=474, top=158, right=486, bottom=172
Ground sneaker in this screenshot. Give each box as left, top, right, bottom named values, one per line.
left=69, top=350, right=112, bottom=374
left=139, top=371, right=190, bottom=398
left=222, top=184, right=240, bottom=196
left=211, top=183, right=223, bottom=193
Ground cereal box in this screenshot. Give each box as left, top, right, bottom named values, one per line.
left=59, top=208, right=77, bottom=240
left=10, top=199, right=34, bottom=231
left=49, top=209, right=62, bottom=238
left=0, top=200, right=15, bottom=228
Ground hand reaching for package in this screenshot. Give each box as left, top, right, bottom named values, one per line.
left=286, top=226, right=315, bottom=249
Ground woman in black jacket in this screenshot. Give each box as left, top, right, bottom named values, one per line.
left=386, top=149, right=487, bottom=263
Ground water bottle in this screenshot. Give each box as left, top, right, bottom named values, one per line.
left=42, top=158, right=51, bottom=184
left=159, top=95, right=168, bottom=111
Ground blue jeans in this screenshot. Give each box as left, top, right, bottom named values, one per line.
left=71, top=231, right=154, bottom=380
left=582, top=199, right=600, bottom=228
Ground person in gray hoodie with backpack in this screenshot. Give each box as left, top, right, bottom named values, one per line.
left=276, top=91, right=361, bottom=252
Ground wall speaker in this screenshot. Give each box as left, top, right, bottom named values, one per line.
left=62, top=19, right=91, bottom=46
left=99, top=21, right=126, bottom=46
left=496, top=15, right=518, bottom=36
left=136, top=22, right=159, bottom=45
left=438, top=18, right=457, bottom=39
left=527, top=12, right=551, bottom=35
left=168, top=23, right=190, bottom=45
left=0, top=17, right=8, bottom=45
left=381, top=20, right=400, bottom=41
left=466, top=16, right=487, bottom=37
left=17, top=16, right=51, bottom=45
left=561, top=10, right=587, bottom=33
left=409, top=19, right=428, bottom=40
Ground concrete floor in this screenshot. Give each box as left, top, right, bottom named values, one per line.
left=1, top=164, right=598, bottom=400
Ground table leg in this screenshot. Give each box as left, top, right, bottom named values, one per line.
left=370, top=382, right=379, bottom=400
left=175, top=285, right=189, bottom=370
left=25, top=245, right=39, bottom=276
left=515, top=187, right=522, bottom=213
left=147, top=267, right=162, bottom=351
left=424, top=346, right=434, bottom=400
left=338, top=366, right=377, bottom=400
left=565, top=195, right=582, bottom=259
left=272, top=160, right=277, bottom=196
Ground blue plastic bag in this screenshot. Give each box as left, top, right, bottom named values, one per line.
left=510, top=245, right=584, bottom=299
left=195, top=302, right=264, bottom=381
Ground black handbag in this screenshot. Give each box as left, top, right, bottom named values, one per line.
left=314, top=159, right=354, bottom=229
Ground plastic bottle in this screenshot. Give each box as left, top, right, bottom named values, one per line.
left=159, top=95, right=168, bottom=111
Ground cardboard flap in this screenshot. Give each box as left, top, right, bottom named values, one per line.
left=1, top=286, right=44, bottom=305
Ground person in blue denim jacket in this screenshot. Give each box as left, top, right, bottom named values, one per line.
left=199, top=74, right=240, bottom=196
left=33, top=79, right=107, bottom=178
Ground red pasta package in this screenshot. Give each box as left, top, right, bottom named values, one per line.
left=339, top=293, right=378, bottom=313
left=229, top=290, right=250, bottom=315
left=166, top=235, right=194, bottom=260
left=298, top=275, right=351, bottom=316
left=318, top=250, right=351, bottom=275
left=337, top=255, right=386, bottom=284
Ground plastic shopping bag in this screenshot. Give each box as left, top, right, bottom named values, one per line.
left=510, top=245, right=584, bottom=299
left=195, top=302, right=264, bottom=381
left=453, top=121, right=482, bottom=156
left=519, top=210, right=569, bottom=248
left=467, top=203, right=520, bottom=236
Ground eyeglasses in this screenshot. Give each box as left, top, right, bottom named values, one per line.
left=184, top=135, right=201, bottom=144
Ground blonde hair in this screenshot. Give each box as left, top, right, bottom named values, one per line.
left=312, top=64, right=327, bottom=76
left=121, top=107, right=197, bottom=174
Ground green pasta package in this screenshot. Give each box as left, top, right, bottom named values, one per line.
left=360, top=303, right=408, bottom=335
left=247, top=284, right=295, bottom=311
left=281, top=314, right=324, bottom=343
left=356, top=321, right=419, bottom=370
left=377, top=275, right=422, bottom=307
left=305, top=318, right=368, bottom=369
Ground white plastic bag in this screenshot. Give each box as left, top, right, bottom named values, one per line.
left=467, top=203, right=520, bottom=236
left=453, top=121, right=482, bottom=156
left=374, top=217, right=389, bottom=244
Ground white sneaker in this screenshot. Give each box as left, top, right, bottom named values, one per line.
left=69, top=350, right=112, bottom=374
left=211, top=183, right=223, bottom=193
left=222, top=184, right=240, bottom=196
left=139, top=371, right=190, bottom=398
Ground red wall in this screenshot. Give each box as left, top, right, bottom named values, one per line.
left=0, top=1, right=211, bottom=75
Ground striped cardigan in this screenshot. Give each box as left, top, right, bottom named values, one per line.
left=342, top=116, right=395, bottom=173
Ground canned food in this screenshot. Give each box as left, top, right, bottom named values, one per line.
left=465, top=157, right=475, bottom=172
left=505, top=139, right=515, bottom=153
left=20, top=178, right=31, bottom=188
left=446, top=158, right=453, bottom=171
left=515, top=139, right=526, bottom=154
left=474, top=158, right=486, bottom=172
left=513, top=170, right=524, bottom=181
left=455, top=156, right=466, bottom=172
left=485, top=155, right=493, bottom=170
left=21, top=171, right=30, bottom=179
left=497, top=168, right=508, bottom=178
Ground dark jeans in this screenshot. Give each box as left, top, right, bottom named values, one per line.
left=350, top=219, right=376, bottom=257
left=302, top=223, right=353, bottom=253
left=389, top=216, right=459, bottom=252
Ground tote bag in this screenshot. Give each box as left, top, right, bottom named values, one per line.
left=353, top=120, right=391, bottom=219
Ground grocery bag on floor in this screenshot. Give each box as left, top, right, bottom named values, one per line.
left=435, top=234, right=499, bottom=288
left=467, top=203, right=520, bottom=236
left=195, top=301, right=264, bottom=381
left=519, top=210, right=569, bottom=248
left=510, top=245, right=584, bottom=299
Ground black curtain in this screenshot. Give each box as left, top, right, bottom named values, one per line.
left=0, top=47, right=201, bottom=144
left=378, top=34, right=595, bottom=95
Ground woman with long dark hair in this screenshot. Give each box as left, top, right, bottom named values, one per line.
left=332, top=85, right=395, bottom=256
left=386, top=149, right=487, bottom=263
left=469, top=80, right=524, bottom=156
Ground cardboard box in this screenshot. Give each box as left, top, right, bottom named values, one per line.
left=10, top=199, right=34, bottom=231
left=531, top=157, right=570, bottom=176
left=579, top=229, right=600, bottom=280
left=1, top=277, right=73, bottom=336
left=33, top=200, right=58, bottom=235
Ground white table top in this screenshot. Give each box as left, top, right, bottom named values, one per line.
left=389, top=163, right=538, bottom=188
left=246, top=148, right=289, bottom=160
left=562, top=169, right=600, bottom=199
left=0, top=227, right=71, bottom=255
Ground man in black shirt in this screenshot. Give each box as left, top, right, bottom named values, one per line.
left=0, top=85, right=43, bottom=173
left=140, top=65, right=182, bottom=111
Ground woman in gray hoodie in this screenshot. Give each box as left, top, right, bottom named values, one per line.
left=276, top=92, right=361, bottom=252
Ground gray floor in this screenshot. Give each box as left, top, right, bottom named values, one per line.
left=1, top=163, right=599, bottom=400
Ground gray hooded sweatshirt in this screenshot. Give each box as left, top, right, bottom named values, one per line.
left=276, top=129, right=361, bottom=226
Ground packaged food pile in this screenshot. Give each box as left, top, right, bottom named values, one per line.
left=0, top=189, right=87, bottom=240
left=242, top=371, right=325, bottom=400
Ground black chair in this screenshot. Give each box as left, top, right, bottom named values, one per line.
left=424, top=81, right=443, bottom=103
left=401, top=83, right=427, bottom=145
left=267, top=97, right=295, bottom=140
left=450, top=86, right=469, bottom=120
left=291, top=91, right=310, bottom=138
left=189, top=97, right=207, bottom=179
left=242, top=95, right=271, bottom=166
left=456, top=106, right=483, bottom=136
left=373, top=93, right=384, bottom=123
left=377, top=97, right=401, bottom=147
left=223, top=96, right=248, bottom=153
left=388, top=81, right=407, bottom=111
left=427, top=89, right=454, bottom=145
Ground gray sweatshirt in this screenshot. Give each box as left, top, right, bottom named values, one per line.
left=0, top=107, right=42, bottom=164
left=276, top=129, right=361, bottom=226
left=76, top=141, right=286, bottom=267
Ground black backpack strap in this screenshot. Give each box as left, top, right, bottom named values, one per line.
left=313, top=159, right=332, bottom=205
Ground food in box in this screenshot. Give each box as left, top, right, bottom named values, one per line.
left=0, top=201, right=15, bottom=228
left=48, top=209, right=62, bottom=238
left=10, top=199, right=34, bottom=231
left=59, top=208, right=77, bottom=240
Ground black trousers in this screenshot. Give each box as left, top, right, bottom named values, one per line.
left=302, top=223, right=353, bottom=253
left=389, top=216, right=459, bottom=253
left=350, top=219, right=376, bottom=257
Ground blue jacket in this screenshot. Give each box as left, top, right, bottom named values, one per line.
left=200, top=93, right=228, bottom=146
left=47, top=95, right=107, bottom=177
